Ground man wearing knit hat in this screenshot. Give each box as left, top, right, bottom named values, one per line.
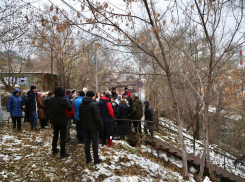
left=79, top=91, right=103, bottom=164
left=111, top=87, right=118, bottom=100
left=49, top=86, right=72, bottom=158
left=122, top=87, right=130, bottom=99
left=26, top=85, right=38, bottom=130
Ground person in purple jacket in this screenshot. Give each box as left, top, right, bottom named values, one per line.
left=6, top=88, right=24, bottom=131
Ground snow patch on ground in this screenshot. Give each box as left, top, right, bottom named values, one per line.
left=203, top=176, right=212, bottom=182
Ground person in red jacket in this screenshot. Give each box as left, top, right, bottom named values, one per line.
left=63, top=89, right=74, bottom=143
left=98, top=90, right=115, bottom=146
left=122, top=87, right=130, bottom=99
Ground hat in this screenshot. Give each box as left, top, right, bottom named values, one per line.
left=48, top=91, right=53, bottom=95
left=80, top=91, right=85, bottom=96
left=83, top=87, right=87, bottom=91
left=72, top=89, right=76, bottom=94
left=125, top=87, right=128, bottom=90
left=54, top=86, right=65, bottom=97
left=112, top=87, right=116, bottom=91
left=30, top=85, right=36, bottom=90
left=133, top=93, right=139, bottom=99
left=86, top=91, right=95, bottom=97
left=37, top=92, right=42, bottom=97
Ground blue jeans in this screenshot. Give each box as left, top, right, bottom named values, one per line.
left=29, top=111, right=37, bottom=130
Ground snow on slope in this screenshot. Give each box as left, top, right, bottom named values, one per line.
left=156, top=118, right=245, bottom=178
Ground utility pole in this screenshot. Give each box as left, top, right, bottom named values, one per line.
left=138, top=60, right=141, bottom=100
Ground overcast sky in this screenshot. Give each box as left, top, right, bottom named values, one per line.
left=22, top=0, right=245, bottom=60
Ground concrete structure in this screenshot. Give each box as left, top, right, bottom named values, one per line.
left=1, top=72, right=58, bottom=91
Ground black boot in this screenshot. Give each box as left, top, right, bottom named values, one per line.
left=60, top=153, right=70, bottom=158
left=52, top=148, right=59, bottom=155
left=94, top=159, right=102, bottom=165
left=86, top=158, right=92, bottom=164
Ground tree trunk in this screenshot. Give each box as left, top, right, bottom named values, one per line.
left=51, top=47, right=54, bottom=89
left=197, top=71, right=216, bottom=181
left=195, top=99, right=200, bottom=139
left=167, top=74, right=189, bottom=179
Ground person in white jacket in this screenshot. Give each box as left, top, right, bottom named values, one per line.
left=115, top=95, right=122, bottom=105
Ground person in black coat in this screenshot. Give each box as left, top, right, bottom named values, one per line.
left=116, top=99, right=130, bottom=136
left=22, top=90, right=30, bottom=122
left=49, top=86, right=72, bottom=158
left=111, top=87, right=118, bottom=100
left=110, top=97, right=118, bottom=116
left=26, top=86, right=38, bottom=130
left=144, top=100, right=154, bottom=136
left=79, top=91, right=104, bottom=165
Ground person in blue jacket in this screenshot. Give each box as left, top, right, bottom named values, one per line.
left=74, top=91, right=85, bottom=144
left=6, top=88, right=24, bottom=131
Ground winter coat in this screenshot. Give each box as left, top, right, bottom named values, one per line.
left=144, top=101, right=154, bottom=121
left=44, top=95, right=52, bottom=119
left=111, top=92, right=118, bottom=100
left=122, top=91, right=130, bottom=98
left=115, top=98, right=121, bottom=105
left=111, top=101, right=118, bottom=116
left=116, top=103, right=130, bottom=119
left=116, top=103, right=130, bottom=135
left=6, top=88, right=24, bottom=117
left=96, top=97, right=100, bottom=102
left=63, top=94, right=74, bottom=119
left=26, top=90, right=36, bottom=111
left=49, top=87, right=72, bottom=126
left=74, top=96, right=83, bottom=121
left=130, top=99, right=143, bottom=120
left=98, top=97, right=114, bottom=123
left=37, top=96, right=46, bottom=119
left=128, top=98, right=133, bottom=109
left=79, top=96, right=104, bottom=132
left=23, top=95, right=27, bottom=105
left=22, top=95, right=28, bottom=111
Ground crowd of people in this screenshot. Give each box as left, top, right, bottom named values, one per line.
left=6, top=85, right=154, bottom=163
